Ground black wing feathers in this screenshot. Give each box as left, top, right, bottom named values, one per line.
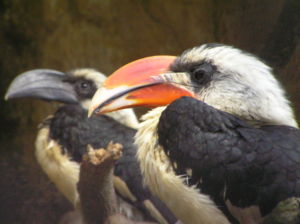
left=50, top=105, right=87, bottom=161
left=50, top=105, right=149, bottom=200
left=158, top=96, right=300, bottom=216
left=50, top=104, right=136, bottom=162
left=50, top=104, right=177, bottom=224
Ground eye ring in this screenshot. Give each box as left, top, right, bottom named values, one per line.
left=80, top=82, right=89, bottom=89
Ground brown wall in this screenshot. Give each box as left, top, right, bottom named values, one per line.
left=0, top=0, right=299, bottom=223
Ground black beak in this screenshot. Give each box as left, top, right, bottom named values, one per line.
left=5, top=69, right=78, bottom=104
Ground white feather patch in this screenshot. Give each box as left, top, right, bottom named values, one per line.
left=35, top=127, right=80, bottom=207
left=181, top=45, right=298, bottom=128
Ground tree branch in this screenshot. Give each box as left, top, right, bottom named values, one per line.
left=77, top=142, right=156, bottom=224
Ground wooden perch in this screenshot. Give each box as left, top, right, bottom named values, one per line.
left=77, top=142, right=156, bottom=224
left=77, top=142, right=122, bottom=224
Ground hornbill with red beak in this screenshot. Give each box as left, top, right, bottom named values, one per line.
left=5, top=68, right=178, bottom=224
left=89, top=44, right=300, bottom=224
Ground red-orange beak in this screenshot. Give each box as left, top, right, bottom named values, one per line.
left=89, top=55, right=194, bottom=116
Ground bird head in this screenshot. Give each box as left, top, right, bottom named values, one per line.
left=89, top=43, right=297, bottom=127
left=5, top=68, right=104, bottom=109
left=5, top=68, right=139, bottom=128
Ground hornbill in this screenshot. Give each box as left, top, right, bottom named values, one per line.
left=5, top=68, right=178, bottom=224
left=89, top=44, right=300, bottom=224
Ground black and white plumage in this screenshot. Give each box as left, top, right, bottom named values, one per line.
left=89, top=43, right=300, bottom=224
left=158, top=97, right=300, bottom=223
left=5, top=68, right=178, bottom=224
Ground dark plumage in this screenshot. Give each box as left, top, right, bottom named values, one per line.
left=5, top=68, right=178, bottom=224
left=158, top=97, right=300, bottom=218
left=46, top=103, right=176, bottom=223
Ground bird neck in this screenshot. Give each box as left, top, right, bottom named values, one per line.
left=135, top=107, right=230, bottom=224
left=203, top=95, right=298, bottom=128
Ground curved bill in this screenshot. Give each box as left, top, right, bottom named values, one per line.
left=5, top=69, right=78, bottom=104
left=89, top=56, right=194, bottom=117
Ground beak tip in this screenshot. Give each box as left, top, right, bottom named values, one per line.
left=4, top=91, right=12, bottom=101
left=88, top=107, right=95, bottom=118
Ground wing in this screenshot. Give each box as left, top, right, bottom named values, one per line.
left=158, top=96, right=300, bottom=218
left=49, top=104, right=178, bottom=224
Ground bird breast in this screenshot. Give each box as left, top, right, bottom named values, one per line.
left=135, top=107, right=230, bottom=224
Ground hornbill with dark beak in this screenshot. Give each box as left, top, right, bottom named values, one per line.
left=5, top=68, right=178, bottom=224
left=89, top=44, right=300, bottom=224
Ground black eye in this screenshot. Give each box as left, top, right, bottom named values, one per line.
left=192, top=69, right=206, bottom=82
left=190, top=63, right=215, bottom=85
left=75, top=79, right=97, bottom=99
left=80, top=82, right=89, bottom=89
left=191, top=68, right=209, bottom=85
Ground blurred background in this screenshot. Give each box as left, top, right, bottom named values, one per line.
left=0, top=0, right=299, bottom=223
